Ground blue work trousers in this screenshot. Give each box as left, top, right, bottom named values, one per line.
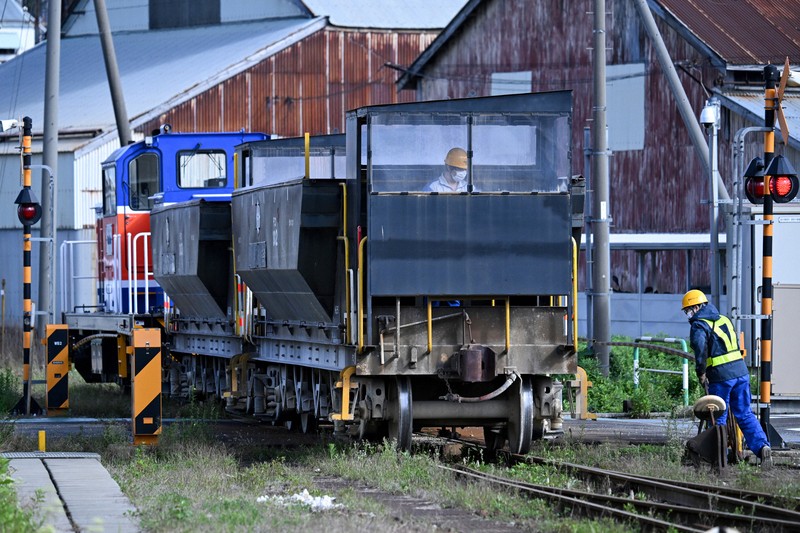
left=709, top=375, right=769, bottom=453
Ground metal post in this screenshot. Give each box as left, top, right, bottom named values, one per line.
left=94, top=0, right=132, bottom=145
left=701, top=97, right=722, bottom=309
left=759, top=65, right=783, bottom=447
left=39, top=0, right=61, bottom=338
left=583, top=127, right=593, bottom=343
left=1, top=279, right=5, bottom=356
left=591, top=0, right=611, bottom=376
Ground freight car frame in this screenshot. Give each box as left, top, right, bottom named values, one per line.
left=61, top=92, right=582, bottom=454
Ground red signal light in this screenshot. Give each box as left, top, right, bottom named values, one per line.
left=769, top=175, right=799, bottom=203
left=16, top=203, right=42, bottom=225
left=744, top=177, right=765, bottom=204
left=19, top=205, right=37, bottom=220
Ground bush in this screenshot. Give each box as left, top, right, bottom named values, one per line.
left=0, top=457, right=37, bottom=532
left=565, top=336, right=705, bottom=416
left=0, top=367, right=20, bottom=413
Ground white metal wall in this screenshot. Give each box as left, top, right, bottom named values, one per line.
left=73, top=137, right=121, bottom=229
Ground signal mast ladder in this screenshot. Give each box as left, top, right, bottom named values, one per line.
left=633, top=336, right=689, bottom=407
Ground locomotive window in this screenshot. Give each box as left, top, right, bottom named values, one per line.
left=128, top=152, right=160, bottom=211
left=102, top=165, right=116, bottom=217
left=369, top=114, right=468, bottom=193
left=177, top=149, right=227, bottom=188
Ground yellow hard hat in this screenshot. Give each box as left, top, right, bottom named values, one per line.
left=682, top=289, right=708, bottom=309
left=445, top=147, right=468, bottom=169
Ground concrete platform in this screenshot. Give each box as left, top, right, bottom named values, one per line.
left=3, top=452, right=139, bottom=532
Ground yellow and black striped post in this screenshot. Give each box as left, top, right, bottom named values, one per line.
left=132, top=328, right=161, bottom=445
left=12, top=116, right=43, bottom=416
left=759, top=65, right=783, bottom=447
left=45, top=324, right=69, bottom=414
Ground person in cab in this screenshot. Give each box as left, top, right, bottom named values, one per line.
left=425, top=147, right=468, bottom=193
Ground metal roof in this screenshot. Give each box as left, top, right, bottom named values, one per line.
left=0, top=16, right=325, bottom=137
left=398, top=0, right=800, bottom=90
left=657, top=0, right=800, bottom=65
left=397, top=0, right=481, bottom=90
left=718, top=90, right=800, bottom=152
left=300, top=0, right=466, bottom=29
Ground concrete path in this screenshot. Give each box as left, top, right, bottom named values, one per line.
left=3, top=452, right=139, bottom=532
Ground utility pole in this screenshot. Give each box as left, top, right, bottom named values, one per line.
left=94, top=0, right=132, bottom=145
left=39, top=0, right=61, bottom=337
left=591, top=0, right=611, bottom=376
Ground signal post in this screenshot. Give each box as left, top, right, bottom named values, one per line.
left=12, top=116, right=44, bottom=415
left=742, top=63, right=798, bottom=447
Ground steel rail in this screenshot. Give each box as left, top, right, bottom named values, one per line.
left=520, top=455, right=800, bottom=522
left=448, top=464, right=800, bottom=532
left=440, top=464, right=703, bottom=532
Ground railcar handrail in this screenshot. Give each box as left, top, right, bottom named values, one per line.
left=357, top=236, right=367, bottom=353
left=59, top=239, right=97, bottom=314
left=338, top=182, right=351, bottom=344
left=572, top=237, right=578, bottom=351
left=129, top=232, right=153, bottom=314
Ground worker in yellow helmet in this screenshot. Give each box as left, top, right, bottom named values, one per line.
left=425, top=147, right=468, bottom=193
left=682, top=289, right=771, bottom=467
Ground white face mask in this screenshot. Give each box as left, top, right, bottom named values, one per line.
left=452, top=169, right=467, bottom=182
left=684, top=308, right=695, bottom=319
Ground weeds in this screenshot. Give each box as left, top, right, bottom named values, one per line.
left=0, top=457, right=37, bottom=533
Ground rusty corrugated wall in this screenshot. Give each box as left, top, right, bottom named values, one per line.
left=138, top=27, right=436, bottom=138
left=409, top=0, right=793, bottom=295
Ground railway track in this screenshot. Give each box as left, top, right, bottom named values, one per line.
left=418, top=433, right=800, bottom=531
left=442, top=462, right=800, bottom=532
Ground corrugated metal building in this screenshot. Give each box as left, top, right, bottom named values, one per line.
left=0, top=0, right=466, bottom=322
left=397, top=0, right=800, bottom=297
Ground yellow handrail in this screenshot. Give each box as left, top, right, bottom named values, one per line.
left=426, top=299, right=432, bottom=354
left=233, top=152, right=239, bottom=189
left=338, top=236, right=350, bottom=343
left=357, top=236, right=367, bottom=353
left=505, top=297, right=510, bottom=353
left=572, top=237, right=578, bottom=351
left=304, top=132, right=310, bottom=178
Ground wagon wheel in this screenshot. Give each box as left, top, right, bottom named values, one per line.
left=507, top=375, right=534, bottom=455
left=387, top=377, right=413, bottom=451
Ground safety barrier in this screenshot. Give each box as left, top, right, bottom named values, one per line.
left=633, top=336, right=689, bottom=406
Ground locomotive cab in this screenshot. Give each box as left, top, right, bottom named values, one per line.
left=97, top=130, right=267, bottom=315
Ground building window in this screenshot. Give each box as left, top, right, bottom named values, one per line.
left=606, top=63, right=645, bottom=151
left=490, top=71, right=532, bottom=96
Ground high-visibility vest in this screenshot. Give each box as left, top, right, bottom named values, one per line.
left=699, top=315, right=742, bottom=367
